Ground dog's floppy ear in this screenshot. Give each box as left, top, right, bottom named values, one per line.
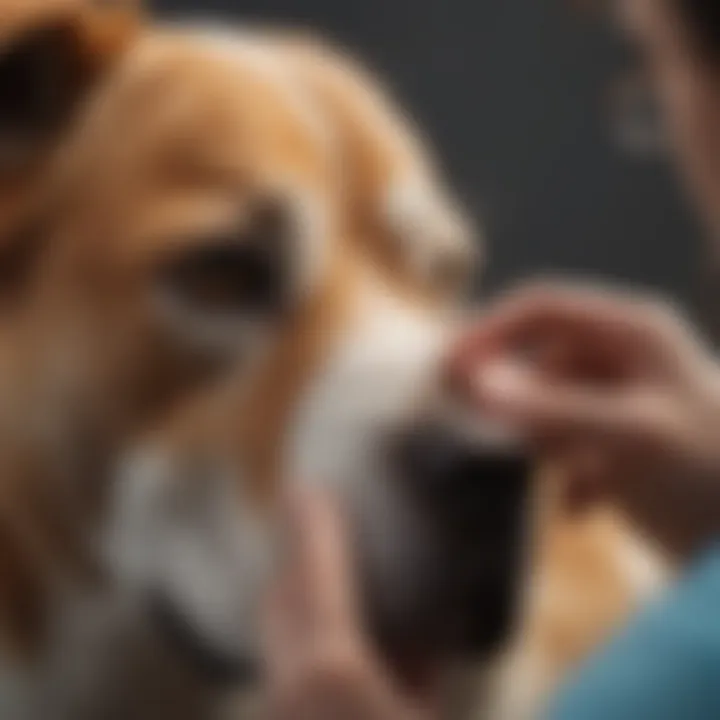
left=272, top=32, right=480, bottom=297
left=0, top=1, right=141, bottom=297
left=0, top=0, right=141, bottom=174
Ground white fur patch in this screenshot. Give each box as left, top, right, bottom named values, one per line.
left=285, top=270, right=452, bottom=483
left=107, top=448, right=275, bottom=661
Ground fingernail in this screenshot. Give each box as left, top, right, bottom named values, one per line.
left=476, top=361, right=532, bottom=402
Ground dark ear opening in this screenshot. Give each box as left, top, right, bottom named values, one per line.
left=0, top=0, right=142, bottom=175
left=0, top=20, right=90, bottom=173
left=0, top=4, right=141, bottom=304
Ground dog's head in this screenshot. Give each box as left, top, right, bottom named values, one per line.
left=41, top=26, right=529, bottom=679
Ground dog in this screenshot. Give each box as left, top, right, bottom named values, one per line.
left=0, top=5, right=664, bottom=719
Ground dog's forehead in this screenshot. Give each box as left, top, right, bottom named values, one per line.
left=55, top=29, right=337, bottom=265
left=81, top=30, right=333, bottom=187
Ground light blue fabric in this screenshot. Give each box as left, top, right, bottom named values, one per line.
left=545, top=544, right=720, bottom=720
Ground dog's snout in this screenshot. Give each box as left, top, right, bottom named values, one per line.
left=394, top=419, right=528, bottom=508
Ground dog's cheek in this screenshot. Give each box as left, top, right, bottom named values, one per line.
left=105, top=448, right=276, bottom=663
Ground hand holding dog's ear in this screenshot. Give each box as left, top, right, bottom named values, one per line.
left=261, top=486, right=439, bottom=720
left=448, top=282, right=720, bottom=561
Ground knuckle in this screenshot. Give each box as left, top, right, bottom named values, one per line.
left=508, top=280, right=564, bottom=312
left=634, top=393, right=681, bottom=443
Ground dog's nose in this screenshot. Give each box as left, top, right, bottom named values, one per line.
left=390, top=418, right=531, bottom=657
left=394, top=419, right=527, bottom=510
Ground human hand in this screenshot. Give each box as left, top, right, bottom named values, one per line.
left=261, top=485, right=439, bottom=720
left=447, top=281, right=720, bottom=560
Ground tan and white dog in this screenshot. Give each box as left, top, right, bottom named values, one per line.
left=0, top=4, right=665, bottom=719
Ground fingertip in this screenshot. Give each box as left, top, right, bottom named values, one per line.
left=475, top=360, right=537, bottom=406
left=443, top=334, right=506, bottom=409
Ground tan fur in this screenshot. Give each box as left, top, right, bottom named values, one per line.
left=266, top=30, right=478, bottom=295
left=0, top=0, right=139, bottom=260
left=487, top=497, right=664, bottom=718
left=0, top=0, right=141, bottom=659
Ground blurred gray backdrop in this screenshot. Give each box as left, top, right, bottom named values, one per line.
left=151, top=0, right=701, bottom=314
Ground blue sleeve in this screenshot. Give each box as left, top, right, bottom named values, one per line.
left=545, top=544, right=720, bottom=720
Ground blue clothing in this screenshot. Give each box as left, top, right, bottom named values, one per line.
left=546, top=545, right=720, bottom=720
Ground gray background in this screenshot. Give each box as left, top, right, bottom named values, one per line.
left=151, top=0, right=702, bottom=315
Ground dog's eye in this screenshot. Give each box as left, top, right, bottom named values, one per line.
left=156, top=199, right=291, bottom=319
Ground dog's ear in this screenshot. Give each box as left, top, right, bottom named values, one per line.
left=0, top=0, right=142, bottom=174
left=0, top=1, right=142, bottom=299
left=271, top=32, right=480, bottom=298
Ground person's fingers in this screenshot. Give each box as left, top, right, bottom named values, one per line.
left=472, top=359, right=676, bottom=447
left=264, top=489, right=442, bottom=720
left=281, top=484, right=361, bottom=639
left=446, top=282, right=682, bottom=388
left=264, top=485, right=359, bottom=682
left=262, top=502, right=366, bottom=709
left=448, top=283, right=624, bottom=366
